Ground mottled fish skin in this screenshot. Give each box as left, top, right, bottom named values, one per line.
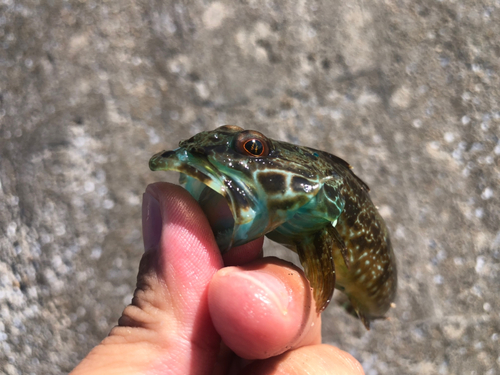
left=149, top=125, right=397, bottom=329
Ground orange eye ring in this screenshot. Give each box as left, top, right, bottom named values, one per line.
left=235, top=130, right=270, bottom=157
left=243, top=139, right=265, bottom=156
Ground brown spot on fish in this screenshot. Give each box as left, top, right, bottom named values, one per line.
left=291, top=176, right=315, bottom=193
left=223, top=179, right=250, bottom=210
left=258, top=172, right=286, bottom=194
left=183, top=166, right=212, bottom=185
left=268, top=196, right=309, bottom=212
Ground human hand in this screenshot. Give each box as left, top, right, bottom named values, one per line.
left=71, top=182, right=364, bottom=375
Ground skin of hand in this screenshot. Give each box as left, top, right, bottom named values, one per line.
left=70, top=182, right=365, bottom=375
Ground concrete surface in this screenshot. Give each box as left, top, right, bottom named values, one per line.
left=1, top=0, right=499, bottom=374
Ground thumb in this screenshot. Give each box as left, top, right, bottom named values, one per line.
left=71, top=182, right=224, bottom=375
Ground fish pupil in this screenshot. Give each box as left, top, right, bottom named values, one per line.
left=244, top=139, right=264, bottom=156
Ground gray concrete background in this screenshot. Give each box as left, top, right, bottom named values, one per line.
left=0, top=0, right=499, bottom=374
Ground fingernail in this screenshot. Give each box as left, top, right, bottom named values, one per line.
left=142, top=192, right=162, bottom=251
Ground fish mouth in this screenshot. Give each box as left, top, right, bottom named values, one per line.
left=149, top=148, right=258, bottom=253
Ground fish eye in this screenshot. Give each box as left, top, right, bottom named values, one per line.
left=243, top=139, right=264, bottom=156
left=235, top=131, right=270, bottom=157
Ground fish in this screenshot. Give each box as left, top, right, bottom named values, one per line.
left=149, top=125, right=397, bottom=329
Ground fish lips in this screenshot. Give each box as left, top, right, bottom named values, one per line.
left=149, top=148, right=257, bottom=252
left=149, top=148, right=223, bottom=192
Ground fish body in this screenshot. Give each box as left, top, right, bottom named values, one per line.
left=149, top=125, right=397, bottom=329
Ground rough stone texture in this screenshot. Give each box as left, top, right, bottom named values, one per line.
left=1, top=0, right=499, bottom=374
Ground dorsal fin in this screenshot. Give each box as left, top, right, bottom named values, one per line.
left=326, top=154, right=371, bottom=192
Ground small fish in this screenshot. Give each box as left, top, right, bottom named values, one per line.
left=149, top=125, right=397, bottom=329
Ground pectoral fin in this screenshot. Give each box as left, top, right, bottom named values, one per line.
left=296, top=228, right=336, bottom=313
